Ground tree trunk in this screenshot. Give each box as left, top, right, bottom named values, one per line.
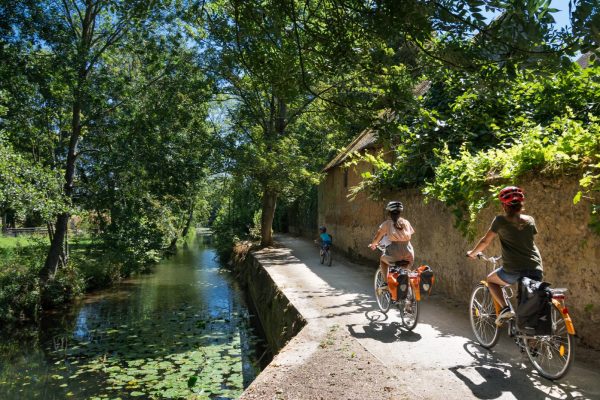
left=260, top=187, right=277, bottom=247
left=41, top=2, right=94, bottom=284
left=181, top=203, right=195, bottom=239
left=40, top=100, right=81, bottom=282
left=259, top=95, right=286, bottom=247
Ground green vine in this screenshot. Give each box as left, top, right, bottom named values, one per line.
left=424, top=115, right=600, bottom=237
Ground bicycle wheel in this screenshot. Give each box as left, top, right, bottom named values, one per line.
left=374, top=269, right=391, bottom=313
left=319, top=249, right=325, bottom=264
left=469, top=284, right=500, bottom=348
left=526, top=304, right=574, bottom=380
left=325, top=249, right=332, bottom=266
left=400, top=284, right=419, bottom=330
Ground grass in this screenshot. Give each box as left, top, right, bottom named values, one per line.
left=0, top=235, right=40, bottom=248
left=0, top=234, right=95, bottom=249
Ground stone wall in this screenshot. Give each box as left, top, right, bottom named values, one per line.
left=318, top=161, right=600, bottom=349
left=233, top=248, right=307, bottom=354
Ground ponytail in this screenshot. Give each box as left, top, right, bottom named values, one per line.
left=390, top=211, right=404, bottom=230
left=505, top=202, right=523, bottom=217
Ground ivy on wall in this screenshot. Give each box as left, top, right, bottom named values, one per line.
left=351, top=64, right=600, bottom=236
left=424, top=116, right=600, bottom=237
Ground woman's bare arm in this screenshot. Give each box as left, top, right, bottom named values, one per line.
left=467, top=229, right=497, bottom=258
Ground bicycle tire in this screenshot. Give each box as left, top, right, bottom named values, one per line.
left=325, top=250, right=332, bottom=266
left=525, top=304, right=574, bottom=380
left=319, top=250, right=324, bottom=264
left=400, top=284, right=419, bottom=331
left=469, top=284, right=500, bottom=348
left=374, top=269, right=391, bottom=313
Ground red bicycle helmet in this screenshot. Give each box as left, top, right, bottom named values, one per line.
left=499, top=186, right=524, bottom=205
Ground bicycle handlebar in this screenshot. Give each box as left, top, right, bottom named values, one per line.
left=470, top=252, right=502, bottom=265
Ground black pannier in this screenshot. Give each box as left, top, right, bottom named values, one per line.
left=396, top=269, right=409, bottom=300
left=517, top=277, right=553, bottom=335
left=418, top=265, right=434, bottom=296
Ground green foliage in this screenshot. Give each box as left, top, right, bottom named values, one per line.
left=0, top=243, right=45, bottom=321
left=210, top=177, right=261, bottom=262
left=424, top=116, right=600, bottom=236
left=0, top=106, right=66, bottom=222
left=0, top=237, right=93, bottom=322
left=348, top=61, right=600, bottom=236
left=356, top=64, right=600, bottom=193
left=42, top=262, right=85, bottom=307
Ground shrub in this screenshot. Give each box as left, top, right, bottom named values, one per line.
left=0, top=243, right=45, bottom=321
left=424, top=116, right=600, bottom=236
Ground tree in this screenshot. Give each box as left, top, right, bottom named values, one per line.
left=78, top=44, right=214, bottom=263
left=203, top=0, right=416, bottom=245
left=3, top=0, right=181, bottom=283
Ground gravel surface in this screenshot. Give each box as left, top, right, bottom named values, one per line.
left=241, top=324, right=411, bottom=400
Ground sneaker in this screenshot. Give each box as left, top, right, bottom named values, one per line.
left=495, top=307, right=514, bottom=326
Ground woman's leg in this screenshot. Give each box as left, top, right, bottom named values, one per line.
left=379, top=257, right=389, bottom=283
left=486, top=271, right=509, bottom=308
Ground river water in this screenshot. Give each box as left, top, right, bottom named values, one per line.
left=0, top=240, right=265, bottom=399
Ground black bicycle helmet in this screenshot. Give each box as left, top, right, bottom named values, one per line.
left=319, top=226, right=327, bottom=232
left=385, top=201, right=403, bottom=212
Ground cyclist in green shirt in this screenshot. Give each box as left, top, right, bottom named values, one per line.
left=467, top=186, right=543, bottom=326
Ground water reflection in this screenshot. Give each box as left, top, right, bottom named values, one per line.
left=0, top=240, right=264, bottom=399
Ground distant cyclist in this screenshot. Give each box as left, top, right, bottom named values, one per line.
left=369, top=201, right=415, bottom=287
left=317, top=226, right=332, bottom=249
left=467, top=186, right=544, bottom=326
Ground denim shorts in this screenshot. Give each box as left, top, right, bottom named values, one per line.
left=495, top=267, right=543, bottom=284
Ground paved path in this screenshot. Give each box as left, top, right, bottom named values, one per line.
left=252, top=234, right=600, bottom=400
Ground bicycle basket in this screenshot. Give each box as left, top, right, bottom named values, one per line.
left=417, top=265, right=434, bottom=297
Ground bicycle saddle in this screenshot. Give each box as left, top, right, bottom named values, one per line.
left=393, top=260, right=411, bottom=268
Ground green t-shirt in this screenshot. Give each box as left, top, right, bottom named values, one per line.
left=490, top=215, right=543, bottom=273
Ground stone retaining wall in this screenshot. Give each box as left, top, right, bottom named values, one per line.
left=317, top=161, right=600, bottom=349
left=233, top=248, right=306, bottom=354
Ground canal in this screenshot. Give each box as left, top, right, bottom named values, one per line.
left=0, top=240, right=266, bottom=399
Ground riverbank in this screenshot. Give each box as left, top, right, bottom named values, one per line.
left=0, top=241, right=264, bottom=399
left=0, top=232, right=191, bottom=324
left=236, top=234, right=600, bottom=400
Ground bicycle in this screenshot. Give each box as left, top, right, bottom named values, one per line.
left=469, top=253, right=576, bottom=380
left=373, top=245, right=419, bottom=330
left=319, top=243, right=332, bottom=266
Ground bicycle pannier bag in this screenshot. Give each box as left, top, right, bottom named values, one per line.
left=417, top=265, right=434, bottom=296
left=396, top=270, right=409, bottom=300
left=517, top=277, right=552, bottom=335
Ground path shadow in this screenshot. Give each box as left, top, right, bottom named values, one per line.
left=347, top=313, right=422, bottom=344
left=450, top=341, right=591, bottom=400
left=289, top=287, right=377, bottom=320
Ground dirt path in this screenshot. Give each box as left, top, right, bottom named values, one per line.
left=242, top=234, right=600, bottom=400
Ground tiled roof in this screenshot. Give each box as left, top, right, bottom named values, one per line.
left=321, top=127, right=379, bottom=172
